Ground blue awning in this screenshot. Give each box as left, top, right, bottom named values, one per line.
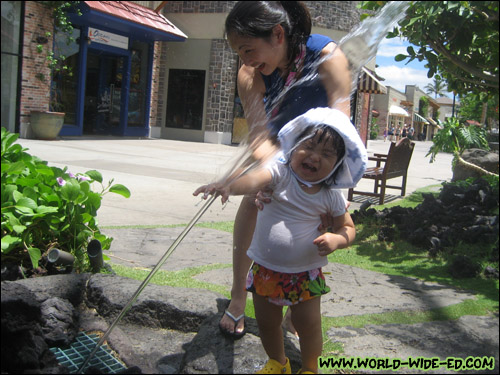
left=68, top=1, right=187, bottom=42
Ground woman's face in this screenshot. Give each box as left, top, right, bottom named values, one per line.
left=228, top=26, right=288, bottom=75
left=290, top=134, right=338, bottom=183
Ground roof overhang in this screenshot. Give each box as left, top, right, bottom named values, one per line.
left=68, top=1, right=187, bottom=42
left=358, top=67, right=387, bottom=94
left=427, top=117, right=438, bottom=126
left=414, top=113, right=429, bottom=124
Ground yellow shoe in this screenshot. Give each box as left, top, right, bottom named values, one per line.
left=256, top=357, right=291, bottom=374
left=297, top=369, right=315, bottom=374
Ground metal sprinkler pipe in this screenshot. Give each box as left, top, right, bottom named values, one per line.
left=87, top=239, right=103, bottom=273
left=47, top=248, right=75, bottom=266
left=77, top=193, right=218, bottom=374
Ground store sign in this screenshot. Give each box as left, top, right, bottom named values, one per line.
left=88, top=28, right=128, bottom=50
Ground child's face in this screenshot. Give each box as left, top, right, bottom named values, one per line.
left=290, top=133, right=338, bottom=184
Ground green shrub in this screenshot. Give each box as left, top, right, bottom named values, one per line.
left=1, top=127, right=130, bottom=275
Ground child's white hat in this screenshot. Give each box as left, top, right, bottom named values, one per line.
left=277, top=107, right=367, bottom=188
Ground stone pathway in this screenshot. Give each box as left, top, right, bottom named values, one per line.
left=101, top=227, right=499, bottom=373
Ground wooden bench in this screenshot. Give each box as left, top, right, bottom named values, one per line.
left=348, top=138, right=415, bottom=205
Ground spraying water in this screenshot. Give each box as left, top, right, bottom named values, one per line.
left=78, top=3, right=409, bottom=372
left=338, top=1, right=410, bottom=91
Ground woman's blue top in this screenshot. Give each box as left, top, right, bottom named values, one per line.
left=262, top=34, right=334, bottom=135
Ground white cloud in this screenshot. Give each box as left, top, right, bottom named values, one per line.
left=375, top=65, right=433, bottom=93
left=377, top=38, right=408, bottom=57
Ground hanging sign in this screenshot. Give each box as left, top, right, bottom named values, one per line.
left=88, top=27, right=129, bottom=50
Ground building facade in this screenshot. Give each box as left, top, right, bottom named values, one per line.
left=371, top=84, right=442, bottom=141
left=4, top=1, right=382, bottom=144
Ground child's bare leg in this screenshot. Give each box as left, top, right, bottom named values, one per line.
left=220, top=196, right=257, bottom=334
left=253, top=293, right=286, bottom=365
left=290, top=297, right=322, bottom=373
left=282, top=307, right=299, bottom=338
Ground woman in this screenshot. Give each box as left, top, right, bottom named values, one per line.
left=220, top=1, right=352, bottom=340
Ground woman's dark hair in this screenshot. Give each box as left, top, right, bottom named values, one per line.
left=293, top=125, right=346, bottom=186
left=225, top=1, right=312, bottom=68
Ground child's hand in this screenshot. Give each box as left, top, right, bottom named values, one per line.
left=193, top=183, right=230, bottom=204
left=313, top=233, right=340, bottom=257
left=254, top=186, right=273, bottom=210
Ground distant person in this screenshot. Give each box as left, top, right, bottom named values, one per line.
left=408, top=126, right=415, bottom=140
left=389, top=126, right=394, bottom=142
left=383, top=126, right=388, bottom=142
left=402, top=125, right=407, bottom=138
left=395, top=126, right=401, bottom=142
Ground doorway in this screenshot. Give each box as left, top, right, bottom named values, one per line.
left=84, top=51, right=125, bottom=134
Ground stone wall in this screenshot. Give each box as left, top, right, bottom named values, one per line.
left=150, top=42, right=162, bottom=128
left=163, top=1, right=362, bottom=32
left=206, top=40, right=237, bottom=134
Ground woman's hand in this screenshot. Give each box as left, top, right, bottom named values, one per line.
left=317, top=202, right=350, bottom=233
left=193, top=183, right=230, bottom=204
left=317, top=213, right=334, bottom=234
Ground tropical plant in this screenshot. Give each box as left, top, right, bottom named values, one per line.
left=359, top=1, right=499, bottom=100
left=1, top=127, right=130, bottom=276
left=426, top=117, right=496, bottom=178
left=424, top=75, right=447, bottom=99
left=419, top=97, right=429, bottom=117
left=458, top=92, right=500, bottom=129
left=369, top=118, right=380, bottom=140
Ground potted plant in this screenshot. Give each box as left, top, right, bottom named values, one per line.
left=29, top=1, right=81, bottom=140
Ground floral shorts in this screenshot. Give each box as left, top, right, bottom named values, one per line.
left=246, top=262, right=330, bottom=306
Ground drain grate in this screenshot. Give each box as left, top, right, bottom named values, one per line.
left=50, top=332, right=127, bottom=373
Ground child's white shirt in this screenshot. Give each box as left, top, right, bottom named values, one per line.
left=247, top=158, right=347, bottom=273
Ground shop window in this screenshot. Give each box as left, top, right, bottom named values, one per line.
left=127, top=40, right=149, bottom=127
left=166, top=69, right=205, bottom=130
left=52, top=28, right=80, bottom=125
left=1, top=1, right=22, bottom=133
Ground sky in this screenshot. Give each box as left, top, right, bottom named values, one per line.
left=374, top=37, right=453, bottom=99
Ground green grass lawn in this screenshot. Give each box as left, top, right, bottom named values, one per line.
left=107, top=184, right=499, bottom=357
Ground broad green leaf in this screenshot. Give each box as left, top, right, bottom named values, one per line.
left=6, top=161, right=26, bottom=174
left=85, top=170, right=103, bottom=183
left=16, top=197, right=37, bottom=210
left=36, top=205, right=59, bottom=214
left=81, top=212, right=94, bottom=223
left=28, top=247, right=42, bottom=269
left=13, top=224, right=27, bottom=235
left=60, top=179, right=80, bottom=201
left=13, top=190, right=23, bottom=202
left=395, top=54, right=407, bottom=62
left=109, top=184, right=131, bottom=198
left=1, top=235, right=22, bottom=253
left=85, top=191, right=101, bottom=210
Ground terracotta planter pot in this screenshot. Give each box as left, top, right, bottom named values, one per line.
left=30, top=111, right=65, bottom=140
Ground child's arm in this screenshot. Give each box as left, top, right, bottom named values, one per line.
left=193, top=167, right=273, bottom=204
left=313, top=211, right=356, bottom=257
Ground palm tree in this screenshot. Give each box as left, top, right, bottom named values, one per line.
left=425, top=75, right=446, bottom=98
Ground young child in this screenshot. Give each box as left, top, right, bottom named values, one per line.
left=194, top=108, right=367, bottom=374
